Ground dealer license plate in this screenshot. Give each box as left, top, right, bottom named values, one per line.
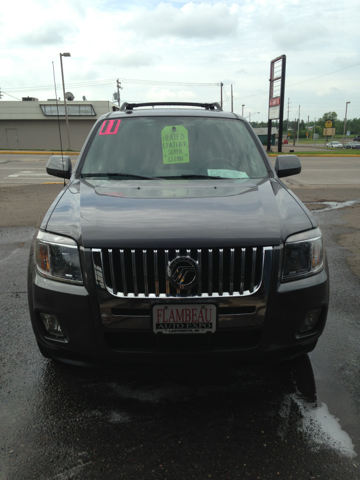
left=153, top=304, right=217, bottom=334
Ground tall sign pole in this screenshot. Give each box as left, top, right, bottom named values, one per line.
left=267, top=55, right=286, bottom=153
left=60, top=52, right=71, bottom=151
left=116, top=79, right=121, bottom=107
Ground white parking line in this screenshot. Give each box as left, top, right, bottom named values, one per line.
left=0, top=167, right=46, bottom=170
left=8, top=171, right=51, bottom=178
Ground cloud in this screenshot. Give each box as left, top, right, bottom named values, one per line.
left=98, top=50, right=161, bottom=68
left=122, top=3, right=240, bottom=39
left=10, top=21, right=77, bottom=47
left=145, top=87, right=198, bottom=101
left=0, top=0, right=359, bottom=119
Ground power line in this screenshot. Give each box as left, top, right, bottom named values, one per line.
left=119, top=78, right=219, bottom=87
left=3, top=60, right=359, bottom=108
left=237, top=61, right=360, bottom=102
left=1, top=90, right=22, bottom=100
left=2, top=77, right=220, bottom=93
left=2, top=78, right=117, bottom=92
left=287, top=61, right=360, bottom=88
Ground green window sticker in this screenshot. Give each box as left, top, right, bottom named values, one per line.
left=161, top=126, right=189, bottom=165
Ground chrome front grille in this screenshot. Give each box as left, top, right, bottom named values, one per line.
left=92, top=247, right=272, bottom=299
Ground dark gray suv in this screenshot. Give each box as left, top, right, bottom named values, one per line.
left=27, top=102, right=329, bottom=365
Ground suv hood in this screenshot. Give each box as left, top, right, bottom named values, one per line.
left=44, top=178, right=314, bottom=248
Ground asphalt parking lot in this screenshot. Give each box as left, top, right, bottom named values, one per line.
left=1, top=155, right=360, bottom=480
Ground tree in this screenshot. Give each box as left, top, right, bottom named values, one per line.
left=346, top=118, right=360, bottom=134
left=321, top=111, right=338, bottom=122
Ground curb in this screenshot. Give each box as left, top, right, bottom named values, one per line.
left=268, top=153, right=360, bottom=157
left=1, top=150, right=358, bottom=158
left=0, top=151, right=80, bottom=156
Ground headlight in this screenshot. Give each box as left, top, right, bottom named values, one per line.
left=282, top=228, right=324, bottom=282
left=35, top=231, right=83, bottom=284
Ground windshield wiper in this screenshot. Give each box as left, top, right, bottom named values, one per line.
left=158, top=174, right=224, bottom=180
left=81, top=172, right=159, bottom=180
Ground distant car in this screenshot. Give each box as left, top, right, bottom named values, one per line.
left=283, top=139, right=288, bottom=144
left=345, top=142, right=360, bottom=150
left=326, top=141, right=343, bottom=148
left=353, top=135, right=360, bottom=142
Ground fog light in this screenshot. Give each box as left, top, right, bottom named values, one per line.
left=299, top=309, right=322, bottom=333
left=40, top=313, right=64, bottom=337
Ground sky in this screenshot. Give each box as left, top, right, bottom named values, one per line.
left=1, top=0, right=359, bottom=123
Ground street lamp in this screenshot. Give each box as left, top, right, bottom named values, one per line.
left=343, top=101, right=350, bottom=145
left=247, top=112, right=260, bottom=123
left=60, top=52, right=71, bottom=150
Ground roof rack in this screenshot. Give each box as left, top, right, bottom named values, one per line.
left=120, top=102, right=223, bottom=112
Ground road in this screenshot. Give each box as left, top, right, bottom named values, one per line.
left=0, top=154, right=360, bottom=479
left=0, top=153, right=360, bottom=186
left=0, top=154, right=78, bottom=185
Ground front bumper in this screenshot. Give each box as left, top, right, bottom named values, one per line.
left=27, top=246, right=329, bottom=364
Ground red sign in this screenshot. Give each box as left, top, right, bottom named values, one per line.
left=152, top=304, right=217, bottom=334
left=99, top=119, right=121, bottom=135
left=269, top=97, right=280, bottom=107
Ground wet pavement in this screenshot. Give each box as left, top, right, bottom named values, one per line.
left=1, top=205, right=360, bottom=479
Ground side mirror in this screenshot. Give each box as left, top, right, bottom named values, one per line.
left=46, top=155, right=72, bottom=179
left=275, top=155, right=301, bottom=178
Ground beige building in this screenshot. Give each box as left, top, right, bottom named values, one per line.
left=0, top=98, right=118, bottom=151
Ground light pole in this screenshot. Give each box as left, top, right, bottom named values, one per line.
left=242, top=104, right=245, bottom=116
left=247, top=112, right=260, bottom=124
left=296, top=105, right=300, bottom=146
left=60, top=52, right=71, bottom=150
left=343, top=101, right=350, bottom=145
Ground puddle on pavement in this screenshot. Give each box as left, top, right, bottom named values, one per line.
left=305, top=199, right=360, bottom=212
left=288, top=395, right=357, bottom=459
left=92, top=356, right=359, bottom=460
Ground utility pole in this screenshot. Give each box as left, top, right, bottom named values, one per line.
left=242, top=105, right=245, bottom=116
left=287, top=98, right=289, bottom=137
left=231, top=85, right=233, bottom=113
left=116, top=79, right=122, bottom=107
left=60, top=52, right=71, bottom=151
left=307, top=115, right=309, bottom=142
left=296, top=105, right=300, bottom=145
left=343, top=101, right=350, bottom=144
left=220, top=82, right=223, bottom=109
left=293, top=118, right=296, bottom=147
left=314, top=118, right=316, bottom=147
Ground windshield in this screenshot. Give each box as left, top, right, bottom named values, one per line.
left=81, top=116, right=268, bottom=180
